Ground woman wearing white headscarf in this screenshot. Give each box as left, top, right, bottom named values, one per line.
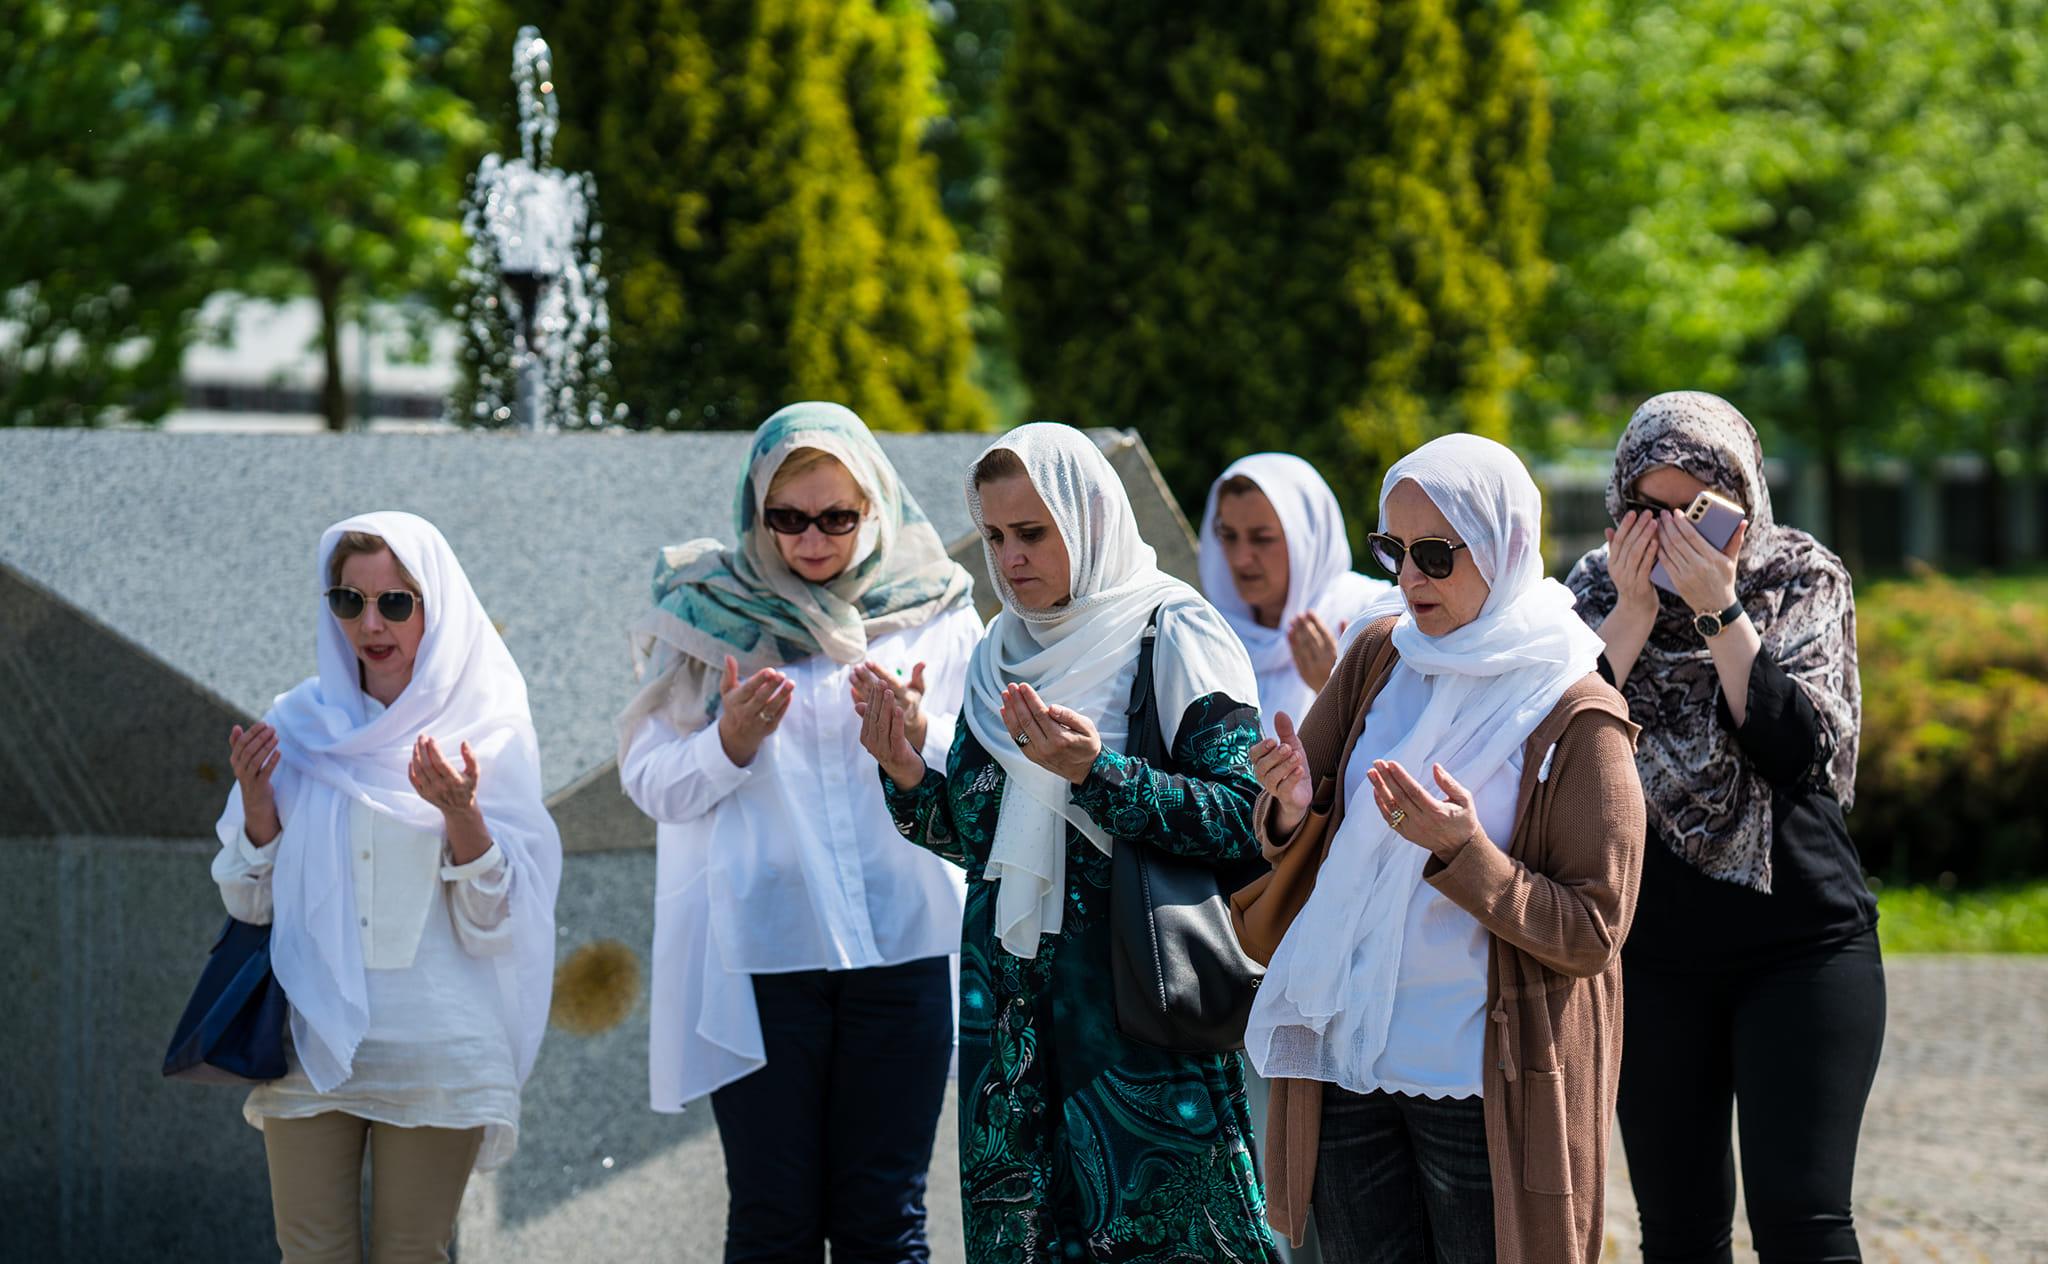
left=856, top=422, right=1278, bottom=1262
left=1240, top=436, right=1645, bottom=1264
left=213, top=511, right=562, bottom=1263
left=1566, top=392, right=1881, bottom=1262
left=1198, top=453, right=1390, bottom=1264
left=1200, top=453, right=1393, bottom=738
left=617, top=402, right=979, bottom=1262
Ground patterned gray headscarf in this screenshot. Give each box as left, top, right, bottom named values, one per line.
left=1565, top=391, right=1859, bottom=891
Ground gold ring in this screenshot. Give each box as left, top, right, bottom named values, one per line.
left=1389, top=808, right=1407, bottom=828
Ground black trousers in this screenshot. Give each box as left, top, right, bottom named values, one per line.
left=1618, top=928, right=1886, bottom=1264
left=1311, top=1088, right=1496, bottom=1264
left=709, top=955, right=954, bottom=1264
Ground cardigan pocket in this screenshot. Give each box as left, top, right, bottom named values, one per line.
left=1521, top=1068, right=1574, bottom=1196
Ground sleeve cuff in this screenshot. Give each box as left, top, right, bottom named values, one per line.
left=881, top=762, right=945, bottom=806
left=441, top=841, right=508, bottom=884
left=1716, top=648, right=1823, bottom=781
left=1069, top=748, right=1131, bottom=813
left=1423, top=828, right=1514, bottom=912
left=236, top=828, right=280, bottom=868
left=689, top=718, right=756, bottom=787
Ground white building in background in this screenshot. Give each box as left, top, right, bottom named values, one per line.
left=164, top=294, right=461, bottom=433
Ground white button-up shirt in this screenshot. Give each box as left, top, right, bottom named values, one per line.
left=622, top=607, right=980, bottom=1110
left=211, top=706, right=524, bottom=1165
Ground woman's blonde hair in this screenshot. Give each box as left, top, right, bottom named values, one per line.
left=327, top=531, right=422, bottom=591
left=766, top=447, right=864, bottom=503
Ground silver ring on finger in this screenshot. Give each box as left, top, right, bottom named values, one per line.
left=759, top=709, right=773, bottom=722
left=1014, top=731, right=1031, bottom=747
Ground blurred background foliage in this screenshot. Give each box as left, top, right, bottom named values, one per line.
left=1856, top=569, right=2048, bottom=884
left=0, top=1, right=500, bottom=432
left=528, top=0, right=989, bottom=433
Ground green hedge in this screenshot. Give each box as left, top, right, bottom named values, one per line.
left=1855, top=572, right=2048, bottom=883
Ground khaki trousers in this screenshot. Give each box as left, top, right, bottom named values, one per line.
left=262, top=1112, right=485, bottom=1264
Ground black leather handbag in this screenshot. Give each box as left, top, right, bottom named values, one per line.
left=162, top=916, right=290, bottom=1084
left=1110, top=607, right=1268, bottom=1053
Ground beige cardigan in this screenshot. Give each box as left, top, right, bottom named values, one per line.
left=1252, top=618, right=1645, bottom=1264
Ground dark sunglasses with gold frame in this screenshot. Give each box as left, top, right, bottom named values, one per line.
left=325, top=586, right=422, bottom=623
left=1367, top=532, right=1470, bottom=580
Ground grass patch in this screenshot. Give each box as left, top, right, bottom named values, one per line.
left=1875, top=882, right=2048, bottom=953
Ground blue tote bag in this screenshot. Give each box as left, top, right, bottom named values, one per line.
left=162, top=916, right=290, bottom=1084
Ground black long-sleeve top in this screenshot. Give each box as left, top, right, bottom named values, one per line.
left=1600, top=647, right=1877, bottom=970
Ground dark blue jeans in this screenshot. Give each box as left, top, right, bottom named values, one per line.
left=1311, top=1088, right=1496, bottom=1264
left=709, top=955, right=954, bottom=1264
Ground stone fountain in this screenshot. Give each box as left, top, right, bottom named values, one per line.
left=456, top=25, right=618, bottom=431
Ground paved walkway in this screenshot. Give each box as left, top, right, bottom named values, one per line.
left=1602, top=955, right=2048, bottom=1262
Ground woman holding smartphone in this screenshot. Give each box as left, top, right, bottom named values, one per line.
left=1566, top=391, right=1883, bottom=1262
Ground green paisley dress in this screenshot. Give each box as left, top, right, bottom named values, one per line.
left=882, top=691, right=1280, bottom=1264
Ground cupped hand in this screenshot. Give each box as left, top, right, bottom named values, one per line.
left=409, top=735, right=481, bottom=819
left=854, top=674, right=928, bottom=790
left=229, top=722, right=281, bottom=806
left=228, top=722, right=284, bottom=845
left=717, top=655, right=794, bottom=766
left=1249, top=711, right=1313, bottom=834
left=1287, top=612, right=1342, bottom=691
left=850, top=660, right=929, bottom=754
left=1367, top=758, right=1479, bottom=862
left=1604, top=510, right=1661, bottom=615
left=999, top=682, right=1102, bottom=786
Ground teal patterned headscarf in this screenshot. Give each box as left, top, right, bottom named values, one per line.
left=617, top=402, right=975, bottom=756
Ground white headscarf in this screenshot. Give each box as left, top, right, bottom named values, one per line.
left=1246, top=436, right=1604, bottom=1088
left=215, top=512, right=563, bottom=1093
left=1198, top=453, right=1391, bottom=732
left=964, top=423, right=1257, bottom=959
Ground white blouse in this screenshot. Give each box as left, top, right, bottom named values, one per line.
left=620, top=608, right=980, bottom=1111
left=212, top=706, right=525, bottom=1168
left=1340, top=666, right=1523, bottom=1099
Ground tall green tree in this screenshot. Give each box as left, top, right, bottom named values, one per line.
left=999, top=0, right=1552, bottom=524
left=534, top=0, right=990, bottom=432
left=928, top=0, right=1021, bottom=419
left=1, top=2, right=499, bottom=431
left=1531, top=0, right=2048, bottom=555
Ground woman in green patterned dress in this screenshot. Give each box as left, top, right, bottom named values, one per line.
left=855, top=423, right=1281, bottom=1263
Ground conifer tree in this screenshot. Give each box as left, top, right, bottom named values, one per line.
left=536, top=0, right=990, bottom=431
left=1000, top=0, right=1550, bottom=523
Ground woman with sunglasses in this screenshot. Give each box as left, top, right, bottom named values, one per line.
left=1243, top=435, right=1644, bottom=1264
left=857, top=423, right=1277, bottom=1262
left=212, top=512, right=562, bottom=1262
left=1566, top=392, right=1881, bottom=1262
left=617, top=402, right=979, bottom=1262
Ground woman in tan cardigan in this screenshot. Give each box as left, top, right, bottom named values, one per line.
left=1237, top=435, right=1646, bottom=1264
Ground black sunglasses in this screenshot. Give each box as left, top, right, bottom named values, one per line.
left=762, top=506, right=865, bottom=537
left=1367, top=532, right=1470, bottom=581
left=325, top=586, right=422, bottom=623
left=1617, top=494, right=1682, bottom=519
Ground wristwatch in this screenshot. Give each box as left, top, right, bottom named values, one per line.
left=1693, top=599, right=1745, bottom=638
